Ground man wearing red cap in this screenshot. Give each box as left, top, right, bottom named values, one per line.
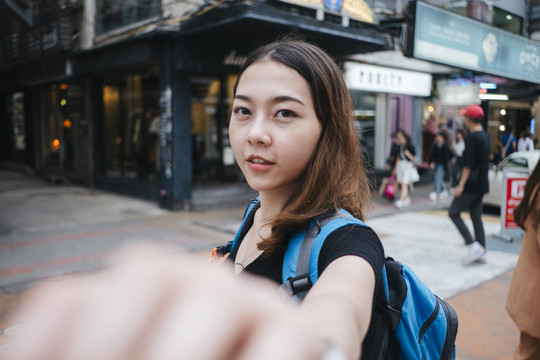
left=449, top=104, right=491, bottom=265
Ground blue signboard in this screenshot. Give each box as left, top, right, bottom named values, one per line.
left=409, top=1, right=540, bottom=84
left=323, top=0, right=343, bottom=12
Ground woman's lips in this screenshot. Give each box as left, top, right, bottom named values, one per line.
left=247, top=156, right=274, bottom=171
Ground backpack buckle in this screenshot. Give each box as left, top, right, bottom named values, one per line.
left=210, top=241, right=233, bottom=263
left=213, top=241, right=232, bottom=257
left=288, top=274, right=312, bottom=294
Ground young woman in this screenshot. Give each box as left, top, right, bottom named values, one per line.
left=7, top=39, right=384, bottom=360
left=517, top=130, right=534, bottom=152
left=393, top=129, right=418, bottom=208
left=507, top=160, right=540, bottom=359
left=451, top=129, right=466, bottom=191
left=428, top=131, right=453, bottom=201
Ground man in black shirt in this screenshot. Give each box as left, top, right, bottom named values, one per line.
left=449, top=104, right=491, bottom=265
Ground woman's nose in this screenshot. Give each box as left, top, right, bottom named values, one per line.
left=246, top=117, right=271, bottom=145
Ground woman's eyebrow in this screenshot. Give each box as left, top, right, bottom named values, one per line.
left=271, top=96, right=305, bottom=106
left=234, top=94, right=251, bottom=101
left=234, top=94, right=305, bottom=107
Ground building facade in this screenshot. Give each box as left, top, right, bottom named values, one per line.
left=1, top=0, right=539, bottom=209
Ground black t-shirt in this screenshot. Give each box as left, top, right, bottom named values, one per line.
left=228, top=222, right=385, bottom=301
left=429, top=143, right=453, bottom=165
left=462, top=130, right=491, bottom=194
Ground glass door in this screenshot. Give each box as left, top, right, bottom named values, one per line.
left=39, top=83, right=81, bottom=173
left=191, top=74, right=243, bottom=187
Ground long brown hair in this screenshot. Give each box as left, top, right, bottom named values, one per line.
left=233, top=37, right=373, bottom=254
left=514, top=160, right=540, bottom=230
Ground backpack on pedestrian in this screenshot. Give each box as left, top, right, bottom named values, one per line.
left=215, top=199, right=459, bottom=360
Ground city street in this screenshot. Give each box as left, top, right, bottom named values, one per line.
left=0, top=168, right=522, bottom=358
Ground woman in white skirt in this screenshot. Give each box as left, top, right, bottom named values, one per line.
left=394, top=129, right=419, bottom=208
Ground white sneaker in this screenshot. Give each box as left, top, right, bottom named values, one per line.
left=429, top=192, right=437, bottom=201
left=474, top=253, right=487, bottom=264
left=462, top=242, right=486, bottom=265
left=395, top=198, right=411, bottom=209
left=439, top=190, right=449, bottom=199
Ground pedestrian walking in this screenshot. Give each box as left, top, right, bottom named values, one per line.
left=6, top=38, right=384, bottom=360
left=393, top=129, right=419, bottom=209
left=517, top=130, right=534, bottom=152
left=500, top=125, right=517, bottom=158
left=450, top=129, right=466, bottom=192
left=506, top=160, right=540, bottom=359
left=428, top=130, right=453, bottom=201
left=448, top=104, right=490, bottom=265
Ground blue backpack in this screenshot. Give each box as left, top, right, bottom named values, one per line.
left=218, top=200, right=459, bottom=360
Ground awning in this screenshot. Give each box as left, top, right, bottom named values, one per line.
left=178, top=1, right=391, bottom=56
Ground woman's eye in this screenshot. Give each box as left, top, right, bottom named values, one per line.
left=233, top=107, right=251, bottom=116
left=276, top=109, right=296, bottom=118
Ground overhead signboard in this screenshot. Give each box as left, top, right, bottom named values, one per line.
left=345, top=62, right=432, bottom=97
left=405, top=1, right=540, bottom=84
left=437, top=81, right=480, bottom=106
left=277, top=0, right=374, bottom=23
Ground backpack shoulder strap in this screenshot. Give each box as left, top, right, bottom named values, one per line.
left=214, top=198, right=260, bottom=258
left=280, top=209, right=368, bottom=299
left=230, top=197, right=260, bottom=252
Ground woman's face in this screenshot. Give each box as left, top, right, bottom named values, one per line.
left=229, top=60, right=322, bottom=199
left=396, top=132, right=406, bottom=145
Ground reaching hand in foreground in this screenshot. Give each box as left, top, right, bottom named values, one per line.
left=5, top=247, right=330, bottom=360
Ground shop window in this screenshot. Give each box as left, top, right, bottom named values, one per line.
left=191, top=76, right=220, bottom=184
left=101, top=66, right=160, bottom=182
left=6, top=92, right=26, bottom=153
left=492, top=7, right=523, bottom=35
left=350, top=90, right=376, bottom=165
left=191, top=74, right=243, bottom=186
left=95, top=0, right=161, bottom=35
left=39, top=83, right=82, bottom=172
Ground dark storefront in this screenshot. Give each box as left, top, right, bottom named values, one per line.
left=1, top=1, right=390, bottom=210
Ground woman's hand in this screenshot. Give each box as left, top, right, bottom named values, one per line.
left=404, top=149, right=417, bottom=163
left=6, top=247, right=328, bottom=360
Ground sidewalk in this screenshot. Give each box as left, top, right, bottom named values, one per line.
left=0, top=168, right=521, bottom=357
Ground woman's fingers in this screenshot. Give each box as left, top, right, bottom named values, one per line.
left=57, top=263, right=178, bottom=360
left=8, top=279, right=84, bottom=360
left=7, top=247, right=325, bottom=360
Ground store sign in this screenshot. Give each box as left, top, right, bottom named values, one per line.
left=503, top=176, right=527, bottom=229
left=42, top=28, right=58, bottom=51
left=344, top=62, right=432, bottom=97
left=223, top=50, right=247, bottom=67
left=406, top=1, right=540, bottom=84
left=437, top=82, right=480, bottom=106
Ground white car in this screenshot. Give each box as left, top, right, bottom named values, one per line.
left=483, top=150, right=540, bottom=207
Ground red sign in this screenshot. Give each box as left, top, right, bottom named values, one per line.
left=504, top=177, right=527, bottom=229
